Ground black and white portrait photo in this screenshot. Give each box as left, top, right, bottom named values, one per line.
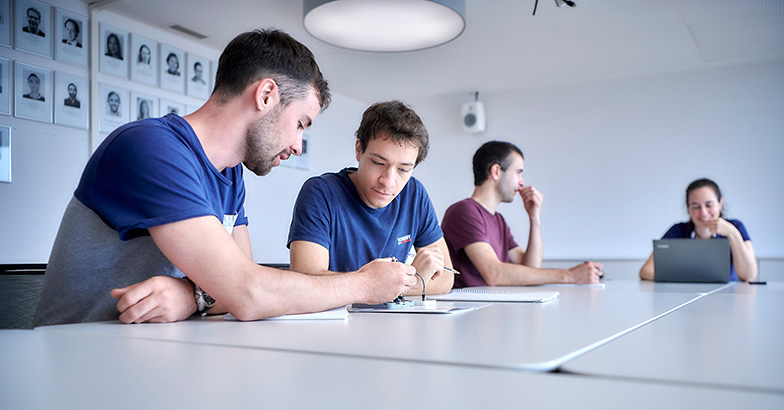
left=99, top=24, right=129, bottom=78
left=14, top=61, right=51, bottom=123
left=54, top=72, right=88, bottom=129
left=159, top=43, right=185, bottom=93
left=15, top=0, right=52, bottom=57
left=64, top=83, right=79, bottom=107
left=131, top=92, right=156, bottom=121
left=99, top=82, right=128, bottom=132
left=55, top=9, right=88, bottom=66
left=130, top=33, right=158, bottom=86
left=0, top=0, right=11, bottom=46
left=0, top=57, right=9, bottom=116
left=186, top=54, right=211, bottom=100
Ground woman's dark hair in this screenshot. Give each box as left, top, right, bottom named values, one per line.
left=212, top=29, right=330, bottom=111
left=472, top=141, right=524, bottom=186
left=686, top=178, right=723, bottom=217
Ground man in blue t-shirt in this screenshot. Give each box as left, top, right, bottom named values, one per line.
left=288, top=101, right=454, bottom=297
left=34, top=30, right=416, bottom=327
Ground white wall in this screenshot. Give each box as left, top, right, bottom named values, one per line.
left=1, top=1, right=782, bottom=268
left=412, top=60, right=784, bottom=261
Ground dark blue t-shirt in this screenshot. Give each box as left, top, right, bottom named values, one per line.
left=662, top=219, right=751, bottom=281
left=75, top=114, right=248, bottom=240
left=287, top=168, right=443, bottom=272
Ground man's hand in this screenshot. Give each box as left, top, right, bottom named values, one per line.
left=518, top=185, right=543, bottom=220
left=111, top=276, right=197, bottom=324
left=411, top=246, right=445, bottom=282
left=354, top=258, right=417, bottom=304
left=565, top=261, right=603, bottom=284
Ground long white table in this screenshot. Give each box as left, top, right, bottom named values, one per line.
left=561, top=282, right=784, bottom=393
left=35, top=282, right=724, bottom=371
left=2, top=329, right=783, bottom=410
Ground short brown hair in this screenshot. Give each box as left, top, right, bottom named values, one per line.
left=355, top=101, right=429, bottom=166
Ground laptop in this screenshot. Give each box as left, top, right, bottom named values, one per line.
left=653, top=238, right=731, bottom=283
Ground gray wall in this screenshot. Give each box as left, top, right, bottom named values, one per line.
left=1, top=4, right=782, bottom=272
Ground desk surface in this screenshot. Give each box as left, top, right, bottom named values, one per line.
left=2, top=329, right=783, bottom=410
left=562, top=282, right=784, bottom=392
left=36, top=281, right=725, bottom=371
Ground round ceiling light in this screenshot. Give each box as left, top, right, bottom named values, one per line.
left=303, top=0, right=466, bottom=52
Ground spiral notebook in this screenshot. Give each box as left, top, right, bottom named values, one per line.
left=429, top=288, right=560, bottom=303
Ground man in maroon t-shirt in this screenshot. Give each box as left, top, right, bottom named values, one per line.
left=442, top=141, right=602, bottom=287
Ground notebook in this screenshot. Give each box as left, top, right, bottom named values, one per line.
left=653, top=238, right=731, bottom=283
left=429, top=288, right=560, bottom=303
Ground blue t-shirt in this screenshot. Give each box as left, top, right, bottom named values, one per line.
left=75, top=114, right=248, bottom=239
left=662, top=219, right=751, bottom=281
left=287, top=168, right=443, bottom=272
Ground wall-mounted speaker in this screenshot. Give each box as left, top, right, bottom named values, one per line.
left=461, top=101, right=486, bottom=134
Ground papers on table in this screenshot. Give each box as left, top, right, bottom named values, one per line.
left=429, top=288, right=560, bottom=303
left=224, top=306, right=349, bottom=321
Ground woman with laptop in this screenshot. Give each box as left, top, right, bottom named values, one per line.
left=639, top=178, right=757, bottom=282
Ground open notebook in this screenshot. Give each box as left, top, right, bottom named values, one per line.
left=429, top=288, right=559, bottom=303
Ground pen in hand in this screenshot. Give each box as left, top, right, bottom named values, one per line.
left=443, top=266, right=460, bottom=275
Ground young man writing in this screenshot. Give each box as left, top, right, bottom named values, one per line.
left=288, top=101, right=454, bottom=297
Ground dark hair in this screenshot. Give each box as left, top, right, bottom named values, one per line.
left=355, top=101, right=429, bottom=166
left=686, top=178, right=723, bottom=217
left=27, top=73, right=40, bottom=82
left=472, top=141, right=524, bottom=186
left=64, top=18, right=79, bottom=34
left=137, top=45, right=150, bottom=63
left=166, top=52, right=179, bottom=64
left=213, top=29, right=330, bottom=111
left=26, top=7, right=41, bottom=19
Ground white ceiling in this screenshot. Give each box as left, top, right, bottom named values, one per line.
left=92, top=0, right=784, bottom=104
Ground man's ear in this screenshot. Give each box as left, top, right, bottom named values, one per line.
left=355, top=139, right=362, bottom=162
left=490, top=163, right=502, bottom=181
left=254, top=78, right=279, bottom=112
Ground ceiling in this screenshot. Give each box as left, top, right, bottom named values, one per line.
left=91, top=0, right=784, bottom=104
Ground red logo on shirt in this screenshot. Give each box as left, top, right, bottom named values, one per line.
left=397, top=235, right=412, bottom=245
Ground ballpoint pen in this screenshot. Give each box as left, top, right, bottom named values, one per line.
left=443, top=266, right=461, bottom=275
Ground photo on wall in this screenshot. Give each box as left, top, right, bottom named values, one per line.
left=0, top=0, right=11, bottom=47
left=99, top=82, right=128, bottom=133
left=159, top=98, right=185, bottom=117
left=159, top=43, right=185, bottom=93
left=131, top=91, right=156, bottom=121
left=130, top=33, right=158, bottom=86
left=99, top=23, right=128, bottom=78
left=0, top=123, right=11, bottom=183
left=14, top=0, right=51, bottom=57
left=54, top=71, right=88, bottom=129
left=54, top=8, right=87, bottom=67
left=14, top=61, right=51, bottom=123
left=186, top=53, right=211, bottom=100
left=0, top=57, right=10, bottom=115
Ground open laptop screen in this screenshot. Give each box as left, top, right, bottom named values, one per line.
left=653, top=238, right=730, bottom=283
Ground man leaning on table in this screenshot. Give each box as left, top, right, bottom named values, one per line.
left=33, top=29, right=417, bottom=327
left=441, top=141, right=602, bottom=287
left=287, top=101, right=454, bottom=297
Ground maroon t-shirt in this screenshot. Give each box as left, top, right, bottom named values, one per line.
left=442, top=198, right=518, bottom=288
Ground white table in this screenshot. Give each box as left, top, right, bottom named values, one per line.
left=2, top=329, right=783, bottom=410
left=36, top=281, right=724, bottom=371
left=561, top=282, right=784, bottom=392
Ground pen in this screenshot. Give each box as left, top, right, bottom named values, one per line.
left=444, top=266, right=461, bottom=275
